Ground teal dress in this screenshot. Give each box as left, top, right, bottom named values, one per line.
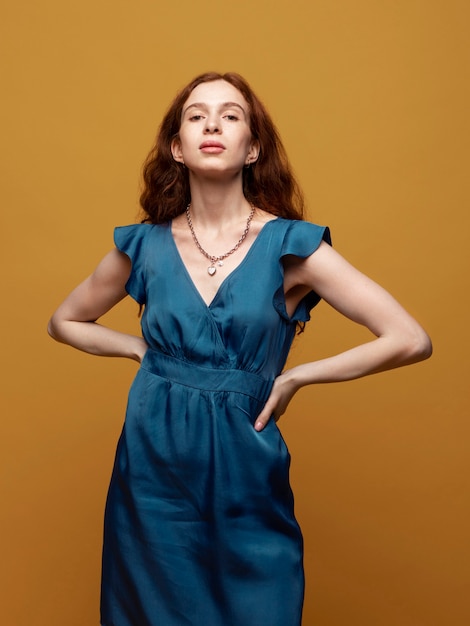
left=101, top=218, right=331, bottom=626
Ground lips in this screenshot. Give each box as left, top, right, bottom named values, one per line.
left=199, top=141, right=226, bottom=151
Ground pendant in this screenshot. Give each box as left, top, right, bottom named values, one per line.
left=208, top=265, right=216, bottom=276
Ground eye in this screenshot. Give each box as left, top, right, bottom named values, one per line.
left=188, top=114, right=204, bottom=121
left=224, top=114, right=239, bottom=121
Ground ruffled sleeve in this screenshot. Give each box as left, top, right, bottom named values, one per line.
left=114, top=224, right=152, bottom=304
left=274, top=220, right=332, bottom=323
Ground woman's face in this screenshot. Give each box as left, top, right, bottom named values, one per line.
left=171, top=80, right=259, bottom=177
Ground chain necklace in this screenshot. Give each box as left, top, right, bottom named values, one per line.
left=185, top=203, right=255, bottom=276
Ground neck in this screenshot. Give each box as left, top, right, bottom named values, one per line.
left=188, top=174, right=251, bottom=227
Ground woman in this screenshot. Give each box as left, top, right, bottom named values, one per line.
left=48, top=72, right=432, bottom=626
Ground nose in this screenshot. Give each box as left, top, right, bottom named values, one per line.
left=204, top=117, right=221, bottom=134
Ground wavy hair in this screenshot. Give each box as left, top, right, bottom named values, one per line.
left=139, top=72, right=305, bottom=223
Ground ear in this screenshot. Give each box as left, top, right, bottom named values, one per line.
left=171, top=137, right=184, bottom=164
left=246, top=139, right=260, bottom=165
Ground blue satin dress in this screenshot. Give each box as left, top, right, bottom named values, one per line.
left=100, top=218, right=331, bottom=626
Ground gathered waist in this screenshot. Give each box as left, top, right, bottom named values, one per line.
left=140, top=349, right=273, bottom=401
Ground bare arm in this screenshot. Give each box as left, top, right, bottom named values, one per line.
left=255, top=242, right=432, bottom=430
left=48, top=249, right=148, bottom=362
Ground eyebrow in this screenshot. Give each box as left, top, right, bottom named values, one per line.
left=182, top=101, right=247, bottom=117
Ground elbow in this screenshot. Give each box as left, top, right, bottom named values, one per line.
left=402, top=327, right=433, bottom=364
left=419, top=333, right=433, bottom=361
left=47, top=314, right=63, bottom=342
left=47, top=317, right=57, bottom=340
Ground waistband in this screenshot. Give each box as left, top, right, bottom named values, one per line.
left=140, top=349, right=273, bottom=401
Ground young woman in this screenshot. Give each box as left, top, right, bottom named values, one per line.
left=48, top=72, right=432, bottom=626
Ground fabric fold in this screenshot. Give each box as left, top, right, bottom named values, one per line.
left=114, top=224, right=154, bottom=304
left=273, top=220, right=332, bottom=322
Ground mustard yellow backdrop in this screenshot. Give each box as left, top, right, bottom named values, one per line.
left=2, top=1, right=469, bottom=624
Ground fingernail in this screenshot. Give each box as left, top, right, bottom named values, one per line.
left=255, top=421, right=263, bottom=431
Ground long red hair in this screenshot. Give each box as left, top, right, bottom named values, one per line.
left=139, top=72, right=305, bottom=223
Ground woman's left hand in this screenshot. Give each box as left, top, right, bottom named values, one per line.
left=254, top=369, right=299, bottom=431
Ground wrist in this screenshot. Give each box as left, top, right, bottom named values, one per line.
left=130, top=336, right=148, bottom=362
left=281, top=366, right=304, bottom=393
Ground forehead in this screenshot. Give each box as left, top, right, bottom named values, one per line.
left=184, top=79, right=248, bottom=109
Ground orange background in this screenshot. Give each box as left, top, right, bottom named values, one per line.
left=2, top=1, right=469, bottom=625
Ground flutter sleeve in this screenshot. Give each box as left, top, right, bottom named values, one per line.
left=114, top=224, right=152, bottom=305
left=274, top=220, right=332, bottom=323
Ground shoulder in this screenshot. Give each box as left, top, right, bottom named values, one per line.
left=269, top=217, right=332, bottom=253
left=112, top=223, right=170, bottom=304
left=114, top=222, right=169, bottom=252
left=114, top=221, right=167, bottom=238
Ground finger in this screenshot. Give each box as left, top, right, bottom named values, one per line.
left=254, top=403, right=274, bottom=432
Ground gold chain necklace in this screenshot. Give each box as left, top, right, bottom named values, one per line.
left=185, top=203, right=255, bottom=276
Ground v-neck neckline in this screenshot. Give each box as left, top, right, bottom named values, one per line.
left=169, top=217, right=279, bottom=309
